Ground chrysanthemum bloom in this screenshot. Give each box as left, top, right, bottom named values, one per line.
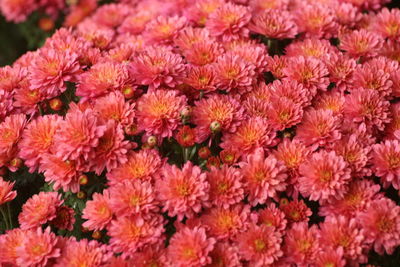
left=185, top=65, right=216, bottom=93
left=156, top=161, right=209, bottom=221
left=167, top=227, right=216, bottom=267
left=136, top=89, right=187, bottom=138
left=269, top=79, right=309, bottom=108
left=266, top=55, right=289, bottom=79
left=267, top=97, right=304, bottom=131
left=18, top=115, right=61, bottom=173
left=320, top=179, right=382, bottom=218
left=0, top=0, right=36, bottom=22
left=76, top=20, right=114, bottom=50
left=314, top=247, right=346, bottom=267
left=240, top=148, right=287, bottom=206
left=243, top=86, right=271, bottom=118
left=372, top=140, right=400, bottom=190
left=92, top=3, right=131, bottom=28
left=0, top=114, right=26, bottom=168
left=183, top=41, right=223, bottom=66
left=372, top=8, right=400, bottom=40
left=236, top=223, right=283, bottom=266
left=294, top=3, right=337, bottom=39
left=207, top=242, right=241, bottom=267
left=392, top=69, right=400, bottom=98
left=324, top=53, right=356, bottom=90
left=28, top=48, right=80, bottom=98
left=76, top=61, right=129, bottom=100
left=220, top=117, right=276, bottom=156
left=359, top=198, right=400, bottom=255
left=107, top=149, right=163, bottom=185
left=280, top=199, right=312, bottom=224
left=176, top=126, right=196, bottom=147
left=129, top=244, right=167, bottom=267
left=295, top=108, right=341, bottom=150
left=50, top=206, right=75, bottom=231
left=298, top=150, right=351, bottom=203
left=0, top=65, right=23, bottom=92
left=144, top=15, right=187, bottom=45
left=53, top=106, right=106, bottom=163
left=249, top=0, right=289, bottom=12
left=108, top=214, right=165, bottom=258
left=174, top=27, right=212, bottom=51
left=18, top=191, right=63, bottom=230
left=385, top=103, right=400, bottom=140
left=343, top=89, right=390, bottom=131
left=16, top=227, right=60, bottom=267
left=55, top=238, right=108, bottom=267
left=200, top=204, right=250, bottom=240
left=213, top=53, right=255, bottom=94
left=82, top=190, right=113, bottom=231
left=0, top=89, right=13, bottom=121
left=0, top=177, right=16, bottom=205
left=0, top=228, right=25, bottom=265
left=339, top=29, right=383, bottom=59
left=319, top=215, right=368, bottom=264
left=251, top=203, right=287, bottom=233
left=192, top=94, right=244, bottom=143
left=227, top=43, right=269, bottom=76
left=285, top=38, right=337, bottom=60
left=13, top=84, right=43, bottom=115
left=283, top=222, right=320, bottom=265
left=313, top=90, right=345, bottom=117
left=283, top=56, right=329, bottom=96
left=249, top=9, right=297, bottom=39
left=207, top=165, right=244, bottom=208
left=130, top=47, right=186, bottom=89
left=184, top=0, right=224, bottom=26
left=109, top=180, right=158, bottom=216
left=206, top=2, right=251, bottom=41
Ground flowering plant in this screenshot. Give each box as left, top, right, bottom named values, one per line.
left=1, top=0, right=400, bottom=266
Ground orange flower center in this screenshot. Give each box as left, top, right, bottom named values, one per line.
left=254, top=239, right=267, bottom=252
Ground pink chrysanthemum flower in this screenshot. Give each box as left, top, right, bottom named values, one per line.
left=29, top=48, right=80, bottom=98
left=298, top=150, right=351, bottom=203
left=0, top=177, right=16, bottom=205
left=192, top=94, right=244, bottom=143
left=92, top=3, right=131, bottom=28
left=283, top=222, right=320, bottom=265
left=283, top=56, right=329, bottom=96
left=82, top=190, right=113, bottom=231
left=144, top=15, right=187, bottom=45
left=130, top=244, right=167, bottom=267
left=0, top=114, right=26, bottom=168
left=16, top=227, right=60, bottom=267
left=226, top=42, right=268, bottom=75
left=372, top=140, right=400, bottom=190
left=220, top=117, right=276, bottom=157
left=313, top=90, right=345, bottom=117
left=184, top=0, right=224, bottom=26
left=240, top=148, right=287, bottom=206
left=359, top=198, right=400, bottom=255
left=76, top=62, right=129, bottom=100
left=0, top=65, right=23, bottom=92
left=280, top=199, right=312, bottom=224
left=249, top=0, right=289, bottom=11
left=0, top=0, right=36, bottom=22
left=324, top=53, right=356, bottom=90
left=183, top=41, right=223, bottom=66
left=207, top=165, right=244, bottom=208
left=168, top=226, right=216, bottom=267
left=385, top=103, right=400, bottom=140
left=118, top=10, right=153, bottom=35
left=18, top=115, right=61, bottom=173
left=107, top=149, right=163, bottom=185
left=136, top=89, right=187, bottom=138
left=156, top=161, right=209, bottom=221
left=333, top=2, right=361, bottom=28
left=295, top=108, right=341, bottom=150
left=76, top=20, right=114, bottom=50
left=314, top=247, right=346, bottom=267
left=55, top=238, right=108, bottom=267
left=174, top=27, right=212, bottom=51
left=372, top=8, right=400, bottom=40
left=0, top=228, right=25, bottom=265
left=236, top=223, right=283, bottom=266
left=185, top=65, right=216, bottom=93
left=267, top=97, right=304, bottom=131
left=206, top=2, right=251, bottom=41
left=243, top=82, right=272, bottom=117
left=108, top=214, right=165, bottom=258
left=0, top=89, right=13, bottom=121
left=53, top=106, right=106, bottom=162
left=252, top=203, right=287, bottom=234
left=207, top=242, right=241, bottom=267
left=13, top=85, right=43, bottom=116
left=294, top=3, right=337, bottom=39
left=343, top=89, right=390, bottom=131
left=269, top=79, right=310, bottom=108
left=339, top=29, right=383, bottom=59
left=286, top=39, right=337, bottom=60
left=130, top=47, right=186, bottom=89
left=319, top=179, right=382, bottom=218
left=18, top=191, right=63, bottom=230
left=319, top=215, right=368, bottom=264
left=50, top=206, right=75, bottom=231
left=214, top=53, right=255, bottom=94
left=249, top=9, right=297, bottom=39
left=109, top=180, right=158, bottom=216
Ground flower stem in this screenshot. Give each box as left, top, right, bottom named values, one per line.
left=0, top=206, right=9, bottom=230
left=7, top=202, right=13, bottom=229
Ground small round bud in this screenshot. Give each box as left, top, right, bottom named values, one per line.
left=78, top=175, right=88, bottom=185
left=180, top=107, right=191, bottom=118
left=280, top=198, right=289, bottom=206
left=81, top=226, right=90, bottom=233
left=122, top=85, right=135, bottom=99
left=77, top=191, right=86, bottom=199
left=147, top=136, right=157, bottom=147
left=49, top=98, right=63, bottom=111
left=210, top=121, right=221, bottom=132
left=198, top=147, right=211, bottom=159
left=10, top=158, right=23, bottom=169
left=92, top=231, right=102, bottom=240
left=38, top=17, right=55, bottom=32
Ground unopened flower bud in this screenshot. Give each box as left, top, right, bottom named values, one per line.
left=38, top=17, right=55, bottom=32
left=49, top=98, right=63, bottom=111
left=79, top=175, right=88, bottom=185
left=210, top=121, right=221, bottom=132
left=147, top=136, right=157, bottom=147
left=10, top=158, right=23, bottom=169
left=122, top=85, right=135, bottom=99
left=92, top=231, right=102, bottom=239
left=198, top=147, right=211, bottom=159
left=77, top=191, right=86, bottom=199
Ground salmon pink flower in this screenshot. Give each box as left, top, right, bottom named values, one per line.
left=82, top=190, right=113, bottom=231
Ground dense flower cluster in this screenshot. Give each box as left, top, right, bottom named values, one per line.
left=1, top=0, right=400, bottom=266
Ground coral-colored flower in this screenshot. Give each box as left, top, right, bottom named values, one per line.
left=0, top=228, right=25, bottom=265
left=168, top=226, right=215, bottom=267
left=266, top=55, right=289, bottom=79
left=359, top=198, right=400, bottom=255
left=16, top=227, right=60, bottom=267
left=18, top=115, right=61, bottom=173
left=385, top=103, right=400, bottom=140
left=107, top=149, right=163, bottom=185
left=176, top=126, right=196, bottom=147
left=206, top=2, right=251, bottom=41
left=13, top=85, right=43, bottom=116
left=207, top=242, right=241, bottom=267
left=372, top=140, right=400, bottom=190
left=82, top=190, right=113, bottom=231
left=129, top=244, right=167, bottom=267
left=184, top=0, right=223, bottom=26
left=108, top=214, right=165, bottom=258
left=156, top=161, right=209, bottom=220
left=207, top=165, right=244, bottom=208
left=298, top=150, right=351, bottom=203
left=267, top=97, right=303, bottom=131
left=118, top=10, right=153, bottom=35
left=285, top=38, right=337, bottom=60
left=0, top=114, right=26, bottom=168
left=249, top=9, right=297, bottom=39
left=252, top=203, right=287, bottom=233
left=185, top=65, right=216, bottom=93
left=184, top=41, right=222, bottom=66
left=249, top=0, right=289, bottom=12
left=324, top=53, right=356, bottom=89
left=313, top=90, right=345, bottom=117
left=144, top=15, right=187, bottom=45
left=0, top=89, right=13, bottom=121
left=136, top=89, right=187, bottom=138
left=0, top=177, right=17, bottom=205
left=50, top=206, right=75, bottom=231
left=373, top=8, right=400, bottom=40
left=192, top=94, right=244, bottom=143
left=339, top=29, right=383, bottom=59
left=18, top=191, right=63, bottom=230
left=0, top=0, right=36, bottom=22
left=280, top=199, right=312, bottom=224
left=269, top=79, right=309, bottom=108
left=92, top=3, right=131, bottom=28
left=227, top=42, right=268, bottom=75
left=314, top=247, right=346, bottom=267
left=236, top=223, right=283, bottom=266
